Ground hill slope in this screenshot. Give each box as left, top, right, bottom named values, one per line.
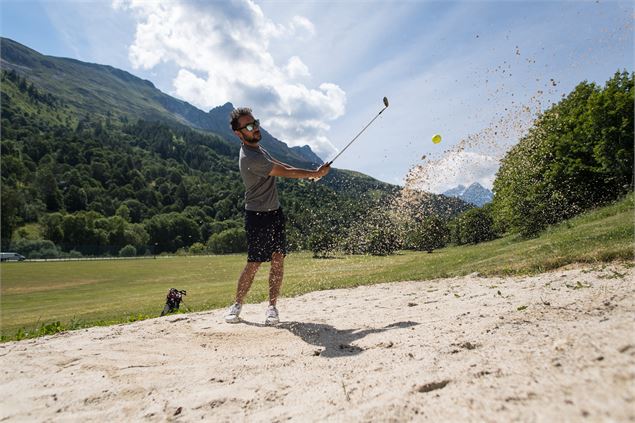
left=0, top=37, right=320, bottom=167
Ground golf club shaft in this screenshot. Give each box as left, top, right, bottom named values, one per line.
left=328, top=106, right=387, bottom=165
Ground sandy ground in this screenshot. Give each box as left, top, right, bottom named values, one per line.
left=1, top=263, right=634, bottom=422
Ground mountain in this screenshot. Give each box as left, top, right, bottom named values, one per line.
left=206, top=102, right=322, bottom=165
left=443, top=182, right=493, bottom=207
left=443, top=184, right=467, bottom=198
left=0, top=37, right=321, bottom=167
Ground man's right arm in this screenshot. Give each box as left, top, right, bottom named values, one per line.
left=269, top=163, right=330, bottom=179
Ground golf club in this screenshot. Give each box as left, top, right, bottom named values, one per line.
left=328, top=96, right=389, bottom=166
left=311, top=97, right=389, bottom=182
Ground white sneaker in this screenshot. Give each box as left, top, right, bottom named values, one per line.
left=265, top=305, right=279, bottom=325
left=225, top=302, right=242, bottom=323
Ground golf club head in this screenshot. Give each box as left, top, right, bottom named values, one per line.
left=383, top=97, right=389, bottom=108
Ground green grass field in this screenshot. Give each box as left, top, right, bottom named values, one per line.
left=1, top=194, right=633, bottom=341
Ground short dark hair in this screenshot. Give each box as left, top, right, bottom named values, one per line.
left=230, top=107, right=253, bottom=130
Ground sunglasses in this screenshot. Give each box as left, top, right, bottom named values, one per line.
left=238, top=119, right=260, bottom=132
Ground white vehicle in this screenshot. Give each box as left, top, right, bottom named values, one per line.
left=0, top=252, right=26, bottom=262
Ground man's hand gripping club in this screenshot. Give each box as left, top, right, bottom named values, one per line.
left=269, top=161, right=331, bottom=180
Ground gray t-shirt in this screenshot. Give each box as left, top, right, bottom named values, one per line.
left=239, top=144, right=280, bottom=211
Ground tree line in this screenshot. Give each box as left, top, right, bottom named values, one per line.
left=309, top=70, right=634, bottom=256
left=492, top=70, right=633, bottom=236
left=2, top=69, right=630, bottom=259
left=0, top=70, right=410, bottom=257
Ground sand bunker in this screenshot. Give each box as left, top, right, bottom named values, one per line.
left=1, top=263, right=633, bottom=422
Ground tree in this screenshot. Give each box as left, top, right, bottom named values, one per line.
left=35, top=167, right=63, bottom=211
left=1, top=187, right=23, bottom=249
left=493, top=71, right=634, bottom=236
left=341, top=210, right=401, bottom=256
left=115, top=204, right=131, bottom=221
left=589, top=71, right=634, bottom=191
left=207, top=228, right=247, bottom=254
left=90, top=161, right=110, bottom=184
left=40, top=212, right=64, bottom=244
left=64, top=185, right=88, bottom=212
left=61, top=211, right=107, bottom=254
left=453, top=205, right=497, bottom=245
left=308, top=229, right=338, bottom=258
left=121, top=199, right=147, bottom=223
left=404, top=215, right=450, bottom=252
left=176, top=180, right=189, bottom=208
left=124, top=223, right=150, bottom=252
left=144, top=212, right=200, bottom=253
left=95, top=216, right=126, bottom=248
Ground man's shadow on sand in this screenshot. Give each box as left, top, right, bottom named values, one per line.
left=243, top=320, right=419, bottom=357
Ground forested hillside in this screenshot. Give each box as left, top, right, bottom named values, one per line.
left=0, top=38, right=474, bottom=258
left=0, top=45, right=468, bottom=258
left=492, top=70, right=634, bottom=236
left=0, top=37, right=321, bottom=167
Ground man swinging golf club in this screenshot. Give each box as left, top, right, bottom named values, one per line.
left=225, top=107, right=331, bottom=325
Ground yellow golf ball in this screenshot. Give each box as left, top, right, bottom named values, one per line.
left=432, top=134, right=442, bottom=144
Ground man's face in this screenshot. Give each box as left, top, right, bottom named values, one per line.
left=235, top=114, right=261, bottom=144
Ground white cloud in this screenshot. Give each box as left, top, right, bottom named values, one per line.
left=288, top=15, right=315, bottom=40
left=285, top=56, right=310, bottom=79
left=115, top=0, right=344, bottom=158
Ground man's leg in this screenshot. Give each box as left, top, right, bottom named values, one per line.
left=225, top=261, right=260, bottom=323
left=236, top=261, right=261, bottom=303
left=268, top=252, right=284, bottom=306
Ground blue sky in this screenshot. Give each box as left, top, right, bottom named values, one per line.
left=2, top=0, right=633, bottom=191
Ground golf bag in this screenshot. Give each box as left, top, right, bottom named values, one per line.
left=160, top=288, right=187, bottom=316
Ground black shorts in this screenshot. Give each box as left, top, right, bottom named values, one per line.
left=245, top=208, right=287, bottom=262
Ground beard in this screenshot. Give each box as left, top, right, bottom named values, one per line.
left=243, top=131, right=261, bottom=143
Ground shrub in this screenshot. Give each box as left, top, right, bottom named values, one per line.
left=188, top=242, right=207, bottom=255
left=207, top=228, right=247, bottom=254
left=67, top=249, right=83, bottom=258
left=12, top=238, right=62, bottom=259
left=118, top=244, right=136, bottom=257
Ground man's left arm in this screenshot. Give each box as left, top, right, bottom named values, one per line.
left=268, top=152, right=325, bottom=171
left=269, top=157, right=293, bottom=169
left=260, top=148, right=292, bottom=169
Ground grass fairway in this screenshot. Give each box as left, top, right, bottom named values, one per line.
left=1, top=194, right=633, bottom=340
